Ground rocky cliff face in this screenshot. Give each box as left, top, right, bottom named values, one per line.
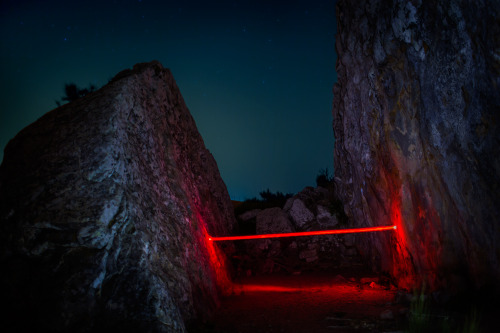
left=333, top=0, right=500, bottom=293
left=0, top=61, right=236, bottom=332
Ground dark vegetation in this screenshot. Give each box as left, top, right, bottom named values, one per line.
left=234, top=168, right=348, bottom=235
left=235, top=168, right=335, bottom=218
left=234, top=189, right=293, bottom=218
left=55, top=83, right=98, bottom=107
left=315, top=167, right=333, bottom=188
left=405, top=287, right=484, bottom=333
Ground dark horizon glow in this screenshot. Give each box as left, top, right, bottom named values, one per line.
left=208, top=225, right=397, bottom=241
left=0, top=0, right=338, bottom=200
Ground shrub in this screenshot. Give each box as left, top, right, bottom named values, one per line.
left=316, top=167, right=334, bottom=188
left=56, top=83, right=97, bottom=106
left=258, top=189, right=292, bottom=203
left=234, top=189, right=293, bottom=217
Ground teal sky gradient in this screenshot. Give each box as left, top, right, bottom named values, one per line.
left=0, top=0, right=337, bottom=200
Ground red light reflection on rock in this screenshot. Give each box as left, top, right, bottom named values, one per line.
left=390, top=197, right=418, bottom=290
left=197, top=214, right=234, bottom=295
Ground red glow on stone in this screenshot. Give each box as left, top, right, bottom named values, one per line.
left=389, top=197, right=417, bottom=290
left=197, top=214, right=233, bottom=295
left=208, top=225, right=396, bottom=242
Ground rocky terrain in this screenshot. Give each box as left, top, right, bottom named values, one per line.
left=231, top=186, right=375, bottom=277
left=0, top=61, right=236, bottom=332
left=333, top=0, right=500, bottom=293
left=1, top=0, right=500, bottom=331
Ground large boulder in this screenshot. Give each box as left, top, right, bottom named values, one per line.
left=256, top=207, right=294, bottom=234
left=0, top=61, right=236, bottom=331
left=333, top=0, right=500, bottom=293
left=287, top=199, right=315, bottom=230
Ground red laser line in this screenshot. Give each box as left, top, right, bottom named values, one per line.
left=208, top=225, right=396, bottom=241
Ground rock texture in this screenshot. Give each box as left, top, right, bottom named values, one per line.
left=0, top=61, right=236, bottom=332
left=333, top=0, right=500, bottom=293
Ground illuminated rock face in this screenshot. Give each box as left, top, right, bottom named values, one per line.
left=0, top=61, right=236, bottom=332
left=333, top=0, right=500, bottom=293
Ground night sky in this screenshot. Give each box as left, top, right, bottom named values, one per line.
left=0, top=0, right=337, bottom=201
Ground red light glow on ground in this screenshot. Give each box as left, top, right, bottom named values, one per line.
left=208, top=225, right=396, bottom=241
left=234, top=280, right=387, bottom=296
left=212, top=272, right=402, bottom=332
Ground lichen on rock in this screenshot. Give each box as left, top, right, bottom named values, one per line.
left=0, top=61, right=236, bottom=332
left=333, top=0, right=500, bottom=293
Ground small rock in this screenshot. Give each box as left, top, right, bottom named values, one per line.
left=307, top=242, right=318, bottom=250
left=313, top=186, right=329, bottom=195
left=268, top=240, right=281, bottom=257
left=380, top=309, right=394, bottom=320
left=238, top=209, right=262, bottom=221
left=360, top=277, right=379, bottom=284
left=256, top=207, right=293, bottom=234
left=332, top=274, right=348, bottom=283
left=316, top=205, right=339, bottom=227
left=263, top=258, right=275, bottom=274
left=299, top=249, right=317, bottom=260
left=283, top=197, right=295, bottom=212
left=343, top=234, right=355, bottom=247
left=257, top=239, right=271, bottom=251
left=289, top=199, right=315, bottom=229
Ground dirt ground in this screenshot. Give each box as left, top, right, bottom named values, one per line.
left=192, top=268, right=499, bottom=333
left=204, top=269, right=407, bottom=333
